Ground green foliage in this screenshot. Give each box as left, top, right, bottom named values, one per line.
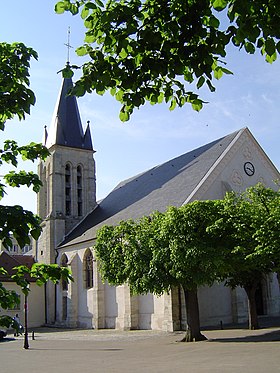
left=0, top=39, right=60, bottom=334
left=55, top=0, right=280, bottom=120
left=0, top=315, right=21, bottom=334
left=208, top=183, right=280, bottom=329
left=0, top=42, right=50, bottom=247
left=161, top=201, right=227, bottom=290
left=245, top=184, right=280, bottom=270
left=95, top=200, right=226, bottom=341
left=0, top=206, right=42, bottom=249
left=0, top=278, right=20, bottom=309
left=0, top=264, right=73, bottom=329
left=95, top=200, right=226, bottom=294
left=210, top=184, right=280, bottom=290
left=10, top=263, right=74, bottom=295
left=0, top=42, right=38, bottom=130
left=95, top=184, right=280, bottom=331
left=28, top=263, right=74, bottom=286
left=0, top=140, right=49, bottom=198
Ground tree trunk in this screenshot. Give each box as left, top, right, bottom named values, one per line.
left=181, top=286, right=207, bottom=342
left=244, top=283, right=259, bottom=330
left=277, top=272, right=280, bottom=288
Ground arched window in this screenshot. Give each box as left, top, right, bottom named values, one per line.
left=84, top=250, right=93, bottom=289
left=77, top=165, right=83, bottom=216
left=61, top=254, right=68, bottom=291
left=65, top=164, right=71, bottom=216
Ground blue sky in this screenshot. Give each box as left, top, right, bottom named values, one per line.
left=1, top=1, right=280, bottom=212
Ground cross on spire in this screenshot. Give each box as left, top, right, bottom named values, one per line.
left=64, top=26, right=73, bottom=64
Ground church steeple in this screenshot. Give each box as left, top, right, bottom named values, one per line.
left=45, top=77, right=93, bottom=150
left=37, top=74, right=97, bottom=273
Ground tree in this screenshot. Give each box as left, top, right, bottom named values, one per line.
left=211, top=184, right=279, bottom=329
left=95, top=200, right=226, bottom=342
left=0, top=42, right=49, bottom=249
left=55, top=0, right=280, bottom=120
left=0, top=263, right=73, bottom=348
left=251, top=184, right=280, bottom=276
left=0, top=41, right=72, bottom=343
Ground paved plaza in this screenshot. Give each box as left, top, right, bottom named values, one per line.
left=1, top=323, right=280, bottom=373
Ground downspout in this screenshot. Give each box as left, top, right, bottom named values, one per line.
left=54, top=244, right=59, bottom=324
left=44, top=283, right=47, bottom=325
left=35, top=239, right=38, bottom=262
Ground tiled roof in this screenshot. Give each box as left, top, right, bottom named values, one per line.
left=45, top=78, right=93, bottom=150
left=0, top=251, right=35, bottom=282
left=59, top=128, right=244, bottom=248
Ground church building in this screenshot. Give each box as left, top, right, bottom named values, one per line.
left=36, top=76, right=280, bottom=331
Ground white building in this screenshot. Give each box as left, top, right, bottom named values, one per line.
left=0, top=251, right=45, bottom=328
left=0, top=236, right=32, bottom=255
left=36, top=77, right=280, bottom=330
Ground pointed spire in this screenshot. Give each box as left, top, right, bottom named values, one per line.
left=43, top=125, right=48, bottom=146
left=45, top=78, right=93, bottom=151
left=84, top=120, right=94, bottom=150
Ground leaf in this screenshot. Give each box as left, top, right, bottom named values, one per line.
left=71, top=83, right=86, bottom=97
left=244, top=42, right=255, bottom=54
left=84, top=34, right=95, bottom=43
left=119, top=48, right=128, bottom=58
left=209, top=15, right=220, bottom=28
left=81, top=6, right=90, bottom=19
left=265, top=52, right=277, bottom=64
left=221, top=67, right=233, bottom=75
left=157, top=92, right=164, bottom=104
left=62, top=68, right=74, bottom=79
left=197, top=76, right=205, bottom=89
left=211, top=0, right=228, bottom=12
left=191, top=99, right=203, bottom=112
left=265, top=39, right=276, bottom=57
left=119, top=109, right=130, bottom=122
left=85, top=2, right=97, bottom=10
left=115, top=90, right=124, bottom=101
left=206, top=79, right=216, bottom=92
left=214, top=67, right=223, bottom=80
left=95, top=0, right=104, bottom=7
left=169, top=98, right=177, bottom=111
left=55, top=1, right=67, bottom=14
left=76, top=46, right=88, bottom=56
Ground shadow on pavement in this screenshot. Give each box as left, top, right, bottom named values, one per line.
left=27, top=348, right=124, bottom=352
left=209, top=329, right=280, bottom=343
left=0, top=337, right=15, bottom=343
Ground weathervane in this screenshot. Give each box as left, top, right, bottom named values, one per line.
left=64, top=26, right=73, bottom=64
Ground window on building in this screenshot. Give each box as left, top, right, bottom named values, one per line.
left=61, top=254, right=68, bottom=291
left=77, top=165, right=83, bottom=216
left=84, top=250, right=93, bottom=289
left=65, top=164, right=71, bottom=216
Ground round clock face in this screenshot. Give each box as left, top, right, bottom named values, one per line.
left=244, top=162, right=255, bottom=176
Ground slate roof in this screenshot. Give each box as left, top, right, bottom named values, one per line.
left=59, top=128, right=244, bottom=249
left=0, top=251, right=35, bottom=282
left=45, top=78, right=93, bottom=150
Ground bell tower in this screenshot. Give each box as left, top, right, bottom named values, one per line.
left=36, top=77, right=97, bottom=266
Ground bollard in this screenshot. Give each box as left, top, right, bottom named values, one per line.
left=220, top=320, right=223, bottom=330
left=32, top=331, right=35, bottom=340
